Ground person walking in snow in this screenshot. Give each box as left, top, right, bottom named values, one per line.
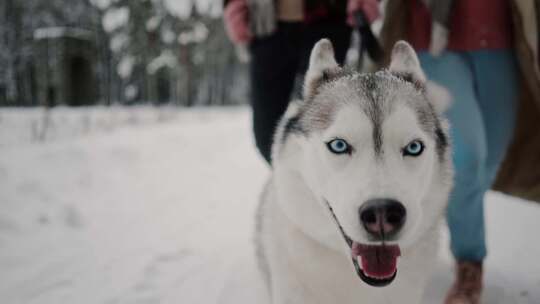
left=376, top=0, right=540, bottom=303
left=223, top=0, right=379, bottom=163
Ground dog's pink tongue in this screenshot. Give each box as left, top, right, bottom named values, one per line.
left=353, top=244, right=401, bottom=278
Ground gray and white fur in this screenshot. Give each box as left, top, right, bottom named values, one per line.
left=255, top=39, right=454, bottom=304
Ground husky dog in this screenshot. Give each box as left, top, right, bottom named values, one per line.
left=255, top=40, right=453, bottom=303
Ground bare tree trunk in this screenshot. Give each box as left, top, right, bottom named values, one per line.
left=4, top=0, right=20, bottom=105
left=179, top=45, right=193, bottom=107
left=38, top=106, right=52, bottom=142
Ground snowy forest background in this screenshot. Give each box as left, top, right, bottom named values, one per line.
left=0, top=0, right=247, bottom=108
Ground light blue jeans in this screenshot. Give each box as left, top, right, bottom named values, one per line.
left=418, top=50, right=519, bottom=261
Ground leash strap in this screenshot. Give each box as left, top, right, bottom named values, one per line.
left=354, top=11, right=384, bottom=71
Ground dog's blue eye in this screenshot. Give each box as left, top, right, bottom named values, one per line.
left=327, top=139, right=351, bottom=154
left=403, top=140, right=424, bottom=157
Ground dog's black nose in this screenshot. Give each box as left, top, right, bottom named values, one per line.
left=359, top=199, right=406, bottom=239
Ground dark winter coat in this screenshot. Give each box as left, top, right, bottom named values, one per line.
left=379, top=0, right=540, bottom=202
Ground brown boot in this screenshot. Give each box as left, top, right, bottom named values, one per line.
left=444, top=261, right=483, bottom=304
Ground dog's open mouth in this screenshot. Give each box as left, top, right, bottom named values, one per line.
left=352, top=242, right=400, bottom=287
left=324, top=200, right=401, bottom=287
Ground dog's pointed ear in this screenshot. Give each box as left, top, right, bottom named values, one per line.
left=389, top=41, right=426, bottom=86
left=304, top=39, right=342, bottom=100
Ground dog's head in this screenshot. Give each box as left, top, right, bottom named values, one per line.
left=272, top=40, right=453, bottom=287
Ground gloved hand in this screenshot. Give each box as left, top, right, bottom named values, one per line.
left=347, top=0, right=380, bottom=27
left=224, top=0, right=252, bottom=45
left=429, top=22, right=449, bottom=57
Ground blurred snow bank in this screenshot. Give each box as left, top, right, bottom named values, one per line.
left=0, top=106, right=244, bottom=147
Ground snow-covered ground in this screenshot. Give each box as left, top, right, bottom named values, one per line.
left=0, top=107, right=539, bottom=304
left=0, top=106, right=207, bottom=147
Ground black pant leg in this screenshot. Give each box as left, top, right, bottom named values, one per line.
left=249, top=22, right=351, bottom=164
left=249, top=24, right=301, bottom=163
left=299, top=22, right=352, bottom=74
